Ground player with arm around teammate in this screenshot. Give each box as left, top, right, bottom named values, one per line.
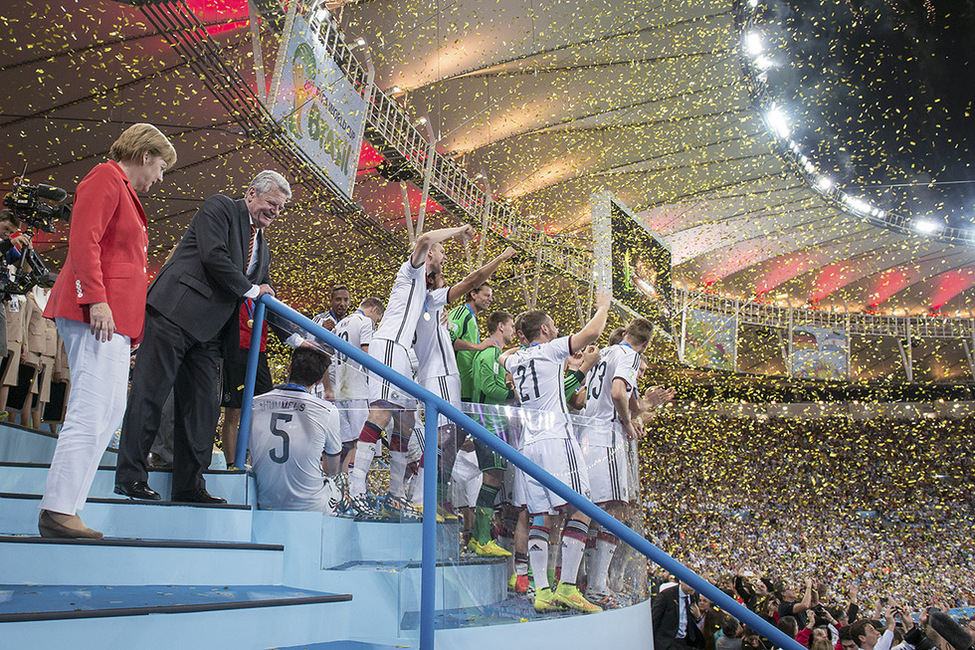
left=410, top=248, right=516, bottom=514
left=346, top=226, right=475, bottom=521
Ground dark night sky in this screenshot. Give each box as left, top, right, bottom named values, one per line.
left=756, top=0, right=975, bottom=226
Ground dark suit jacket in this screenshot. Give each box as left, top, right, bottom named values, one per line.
left=652, top=585, right=705, bottom=650
left=146, top=194, right=270, bottom=351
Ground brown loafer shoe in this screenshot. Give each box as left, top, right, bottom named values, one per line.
left=38, top=510, right=104, bottom=539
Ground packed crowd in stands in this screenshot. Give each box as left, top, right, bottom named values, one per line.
left=639, top=415, right=975, bottom=612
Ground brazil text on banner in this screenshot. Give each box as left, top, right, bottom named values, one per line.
left=270, top=12, right=367, bottom=199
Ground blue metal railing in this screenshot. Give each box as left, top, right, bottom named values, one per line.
left=237, top=295, right=805, bottom=650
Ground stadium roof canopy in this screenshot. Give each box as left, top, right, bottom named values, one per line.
left=2, top=0, right=974, bottom=317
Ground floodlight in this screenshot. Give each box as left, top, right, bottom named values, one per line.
left=744, top=32, right=763, bottom=57
left=766, top=105, right=790, bottom=138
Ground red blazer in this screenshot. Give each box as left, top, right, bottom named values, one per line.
left=44, top=160, right=150, bottom=343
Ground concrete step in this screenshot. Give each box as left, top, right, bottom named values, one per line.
left=0, top=583, right=355, bottom=650
left=0, top=422, right=117, bottom=466
left=0, top=421, right=231, bottom=471
left=0, top=492, right=254, bottom=542
left=331, top=557, right=508, bottom=610
left=321, top=515, right=462, bottom=567
left=0, top=535, right=283, bottom=586
left=249, top=509, right=507, bottom=640
left=0, top=461, right=252, bottom=505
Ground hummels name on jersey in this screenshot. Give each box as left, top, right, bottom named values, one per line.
left=253, top=400, right=307, bottom=412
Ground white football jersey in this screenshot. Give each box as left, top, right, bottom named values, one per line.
left=373, top=259, right=427, bottom=348
left=504, top=336, right=574, bottom=442
left=249, top=386, right=341, bottom=511
left=332, top=310, right=374, bottom=400
left=413, top=287, right=459, bottom=382
left=308, top=309, right=341, bottom=398
left=582, top=343, right=640, bottom=422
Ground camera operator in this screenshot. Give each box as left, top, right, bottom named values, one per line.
left=37, top=123, right=177, bottom=539
left=0, top=209, right=32, bottom=255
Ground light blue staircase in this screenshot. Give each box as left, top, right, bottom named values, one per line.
left=0, top=423, right=652, bottom=649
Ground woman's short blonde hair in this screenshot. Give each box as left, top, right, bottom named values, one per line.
left=109, top=123, right=177, bottom=168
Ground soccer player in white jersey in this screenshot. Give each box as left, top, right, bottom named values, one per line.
left=313, top=285, right=351, bottom=332
left=410, top=247, right=516, bottom=518
left=577, top=317, right=653, bottom=608
left=332, top=297, right=384, bottom=473
left=249, top=348, right=342, bottom=511
left=347, top=225, right=475, bottom=521
left=503, top=293, right=610, bottom=614
left=310, top=285, right=351, bottom=400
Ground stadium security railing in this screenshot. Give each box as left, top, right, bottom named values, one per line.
left=237, top=295, right=807, bottom=650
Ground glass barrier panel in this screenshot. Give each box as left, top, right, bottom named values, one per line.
left=407, top=402, right=654, bottom=634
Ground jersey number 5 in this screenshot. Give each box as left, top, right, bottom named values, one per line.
left=269, top=412, right=292, bottom=464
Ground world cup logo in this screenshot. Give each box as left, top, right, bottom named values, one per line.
left=290, top=42, right=317, bottom=137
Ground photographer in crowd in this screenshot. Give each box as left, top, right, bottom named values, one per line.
left=37, top=123, right=176, bottom=539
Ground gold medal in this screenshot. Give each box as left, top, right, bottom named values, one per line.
left=423, top=312, right=431, bottom=321
left=247, top=319, right=254, bottom=328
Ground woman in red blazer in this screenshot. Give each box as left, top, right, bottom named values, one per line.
left=38, top=123, right=176, bottom=539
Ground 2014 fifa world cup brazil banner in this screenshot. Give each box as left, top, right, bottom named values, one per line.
left=271, top=13, right=367, bottom=199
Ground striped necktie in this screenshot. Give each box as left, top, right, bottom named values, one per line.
left=247, top=225, right=258, bottom=273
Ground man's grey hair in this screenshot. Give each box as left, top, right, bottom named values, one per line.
left=249, top=170, right=292, bottom=199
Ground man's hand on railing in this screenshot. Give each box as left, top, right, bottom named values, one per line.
left=257, top=283, right=275, bottom=298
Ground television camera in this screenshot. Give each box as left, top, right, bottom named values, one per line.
left=1, top=176, right=69, bottom=298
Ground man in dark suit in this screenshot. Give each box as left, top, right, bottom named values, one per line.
left=114, top=170, right=290, bottom=503
left=653, top=581, right=706, bottom=650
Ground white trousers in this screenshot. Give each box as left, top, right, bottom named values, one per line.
left=39, top=318, right=131, bottom=515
